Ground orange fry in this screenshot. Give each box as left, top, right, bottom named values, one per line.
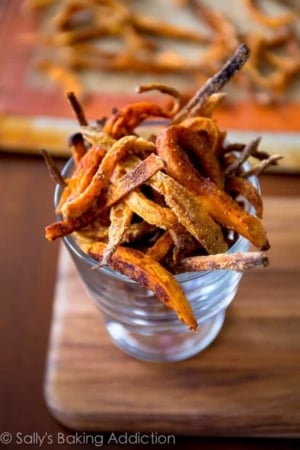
left=156, top=126, right=269, bottom=250
left=62, top=136, right=155, bottom=218
left=88, top=241, right=198, bottom=330
left=146, top=231, right=174, bottom=262
left=103, top=102, right=173, bottom=139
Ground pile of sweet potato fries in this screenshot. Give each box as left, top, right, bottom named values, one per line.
left=44, top=45, right=281, bottom=330
left=23, top=0, right=300, bottom=103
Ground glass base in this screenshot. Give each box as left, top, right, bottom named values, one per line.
left=104, top=310, right=226, bottom=362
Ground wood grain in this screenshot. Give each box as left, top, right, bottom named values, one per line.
left=44, top=197, right=300, bottom=437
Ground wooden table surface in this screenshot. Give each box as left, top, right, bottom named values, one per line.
left=1, top=151, right=300, bottom=449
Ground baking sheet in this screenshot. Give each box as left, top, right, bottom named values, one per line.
left=0, top=0, right=299, bottom=170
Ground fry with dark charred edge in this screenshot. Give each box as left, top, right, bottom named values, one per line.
left=106, top=153, right=165, bottom=207
left=178, top=251, right=269, bottom=272
left=242, top=154, right=283, bottom=178
left=68, top=132, right=87, bottom=166
left=65, top=91, right=88, bottom=125
left=88, top=241, right=198, bottom=330
left=225, top=137, right=261, bottom=175
left=40, top=148, right=66, bottom=187
left=172, top=43, right=250, bottom=123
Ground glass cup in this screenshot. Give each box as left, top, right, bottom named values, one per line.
left=55, top=158, right=258, bottom=362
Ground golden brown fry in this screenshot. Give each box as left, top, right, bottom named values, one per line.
left=156, top=126, right=270, bottom=250
left=151, top=171, right=228, bottom=254
left=225, top=175, right=263, bottom=218
left=106, top=153, right=165, bottom=207
left=125, top=190, right=178, bottom=230
left=101, top=202, right=133, bottom=266
left=62, top=136, right=155, bottom=218
left=178, top=251, right=269, bottom=273
left=88, top=241, right=198, bottom=330
left=79, top=126, right=116, bottom=147
left=146, top=231, right=174, bottom=262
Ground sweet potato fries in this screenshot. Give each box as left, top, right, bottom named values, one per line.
left=44, top=44, right=278, bottom=330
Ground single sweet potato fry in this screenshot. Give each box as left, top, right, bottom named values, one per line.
left=88, top=241, right=198, bottom=330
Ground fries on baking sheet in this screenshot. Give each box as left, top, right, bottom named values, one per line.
left=24, top=0, right=300, bottom=104
left=44, top=44, right=278, bottom=330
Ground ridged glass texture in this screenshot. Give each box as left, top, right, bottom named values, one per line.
left=56, top=158, right=259, bottom=362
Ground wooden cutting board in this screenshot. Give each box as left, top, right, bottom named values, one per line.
left=44, top=197, right=300, bottom=437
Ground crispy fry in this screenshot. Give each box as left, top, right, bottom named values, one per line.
left=151, top=171, right=228, bottom=254
left=136, top=83, right=183, bottom=116
left=66, top=91, right=89, bottom=126
left=242, top=154, right=283, bottom=177
left=101, top=202, right=133, bottom=266
left=56, top=144, right=106, bottom=214
left=103, top=102, right=173, bottom=139
left=43, top=44, right=275, bottom=331
left=225, top=137, right=261, bottom=175
left=156, top=126, right=270, bottom=250
left=45, top=203, right=100, bottom=241
left=68, top=132, right=87, bottom=166
left=62, top=136, right=156, bottom=218
left=88, top=241, right=198, bottom=330
left=225, top=175, right=263, bottom=218
left=178, top=251, right=269, bottom=272
left=173, top=44, right=250, bottom=123
left=146, top=231, right=174, bottom=262
left=106, top=153, right=165, bottom=207
left=40, top=148, right=66, bottom=187
left=125, top=189, right=178, bottom=230
left=177, top=122, right=224, bottom=187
